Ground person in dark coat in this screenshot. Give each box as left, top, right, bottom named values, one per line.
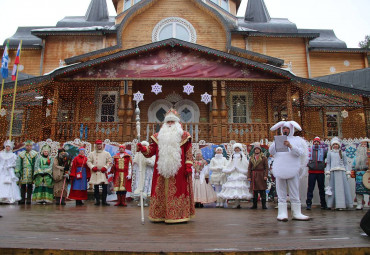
left=247, top=142, right=269, bottom=209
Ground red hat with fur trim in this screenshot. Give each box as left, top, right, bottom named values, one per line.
left=95, top=140, right=103, bottom=144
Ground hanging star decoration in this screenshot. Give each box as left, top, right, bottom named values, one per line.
left=341, top=109, right=348, bottom=118
left=0, top=108, right=6, bottom=117
left=133, top=91, right=144, bottom=104
left=183, top=83, right=194, bottom=95
left=46, top=108, right=51, bottom=117
left=151, top=83, right=162, bottom=95
left=201, top=92, right=212, bottom=104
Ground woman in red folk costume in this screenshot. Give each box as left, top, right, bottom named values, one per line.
left=137, top=109, right=195, bottom=223
left=69, top=147, right=90, bottom=206
left=111, top=145, right=132, bottom=206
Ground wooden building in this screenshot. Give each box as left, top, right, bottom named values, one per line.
left=0, top=0, right=369, bottom=144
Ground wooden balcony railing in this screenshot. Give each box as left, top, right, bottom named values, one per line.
left=1, top=122, right=275, bottom=144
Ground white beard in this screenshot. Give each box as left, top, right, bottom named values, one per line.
left=157, top=122, right=184, bottom=178
left=355, top=146, right=368, bottom=170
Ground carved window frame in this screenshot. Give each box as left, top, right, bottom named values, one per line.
left=152, top=17, right=197, bottom=43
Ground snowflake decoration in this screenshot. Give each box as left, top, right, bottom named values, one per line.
left=341, top=110, right=348, bottom=118
left=46, top=108, right=51, bottom=117
left=0, top=108, right=6, bottom=117
left=162, top=50, right=183, bottom=72
left=201, top=92, right=212, bottom=105
left=183, top=83, right=194, bottom=95
left=241, top=69, right=251, bottom=77
left=345, top=146, right=356, bottom=159
left=133, top=91, right=144, bottom=104
left=105, top=68, right=117, bottom=78
left=120, top=62, right=128, bottom=70
left=151, top=83, right=162, bottom=95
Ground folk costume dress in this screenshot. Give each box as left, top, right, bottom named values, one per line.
left=52, top=150, right=71, bottom=205
left=193, top=159, right=217, bottom=204
left=0, top=143, right=21, bottom=204
left=111, top=152, right=132, bottom=206
left=33, top=153, right=54, bottom=204
left=15, top=146, right=38, bottom=204
left=69, top=153, right=90, bottom=201
left=218, top=149, right=252, bottom=204
left=141, top=131, right=195, bottom=223
left=325, top=138, right=353, bottom=210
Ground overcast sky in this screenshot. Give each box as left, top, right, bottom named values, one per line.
left=0, top=0, right=369, bottom=48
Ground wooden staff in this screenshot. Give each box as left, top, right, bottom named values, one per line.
left=60, top=177, right=67, bottom=205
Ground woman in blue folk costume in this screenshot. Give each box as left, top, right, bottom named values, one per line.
left=32, top=145, right=54, bottom=204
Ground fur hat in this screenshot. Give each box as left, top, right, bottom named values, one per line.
left=4, top=140, right=14, bottom=149
left=270, top=120, right=302, bottom=137
left=313, top=137, right=321, bottom=142
left=95, top=139, right=103, bottom=145
left=233, top=143, right=243, bottom=151
left=119, top=144, right=126, bottom=149
left=330, top=137, right=341, bottom=147
left=164, top=108, right=180, bottom=123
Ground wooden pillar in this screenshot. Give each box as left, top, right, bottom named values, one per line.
left=211, top=81, right=219, bottom=142
left=220, top=81, right=228, bottom=142
left=286, top=83, right=293, bottom=120
left=321, top=108, right=327, bottom=139
left=363, top=96, right=370, bottom=137
left=299, top=89, right=306, bottom=137
left=266, top=89, right=274, bottom=140
left=41, top=87, right=50, bottom=140
left=118, top=81, right=125, bottom=141
left=50, top=84, right=59, bottom=140
left=125, top=81, right=133, bottom=141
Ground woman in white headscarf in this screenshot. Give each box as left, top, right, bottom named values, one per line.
left=0, top=140, right=21, bottom=204
left=218, top=143, right=252, bottom=208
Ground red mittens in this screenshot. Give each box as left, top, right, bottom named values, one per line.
left=185, top=163, right=193, bottom=175
left=92, top=167, right=98, bottom=172
left=101, top=167, right=107, bottom=173
left=136, top=143, right=147, bottom=153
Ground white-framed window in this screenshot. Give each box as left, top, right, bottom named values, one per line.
left=7, top=110, right=23, bottom=136
left=124, top=0, right=131, bottom=11
left=229, top=92, right=252, bottom=123
left=152, top=17, right=197, bottom=43
left=98, top=91, right=118, bottom=123
left=326, top=112, right=341, bottom=137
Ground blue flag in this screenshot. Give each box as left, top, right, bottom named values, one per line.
left=1, top=41, right=9, bottom=79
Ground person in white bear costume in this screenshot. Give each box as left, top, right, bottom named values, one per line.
left=269, top=121, right=309, bottom=221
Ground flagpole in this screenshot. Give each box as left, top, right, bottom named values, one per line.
left=0, top=79, right=4, bottom=110
left=0, top=40, right=9, bottom=111
left=9, top=40, right=22, bottom=141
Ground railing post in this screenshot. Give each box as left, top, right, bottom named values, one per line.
left=220, top=81, right=228, bottom=143
left=125, top=81, right=134, bottom=141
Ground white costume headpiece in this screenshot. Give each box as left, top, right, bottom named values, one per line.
left=270, top=120, right=302, bottom=137
left=233, top=143, right=243, bottom=151
left=215, top=147, right=223, bottom=152
left=330, top=137, right=341, bottom=147
left=360, top=138, right=370, bottom=143
left=251, top=142, right=261, bottom=150
left=4, top=140, right=14, bottom=149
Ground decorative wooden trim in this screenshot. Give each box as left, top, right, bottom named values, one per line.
left=286, top=84, right=293, bottom=120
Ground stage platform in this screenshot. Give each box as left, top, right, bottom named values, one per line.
left=0, top=200, right=369, bottom=255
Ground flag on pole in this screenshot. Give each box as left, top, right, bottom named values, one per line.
left=11, top=42, right=22, bottom=81
left=1, top=41, right=9, bottom=79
